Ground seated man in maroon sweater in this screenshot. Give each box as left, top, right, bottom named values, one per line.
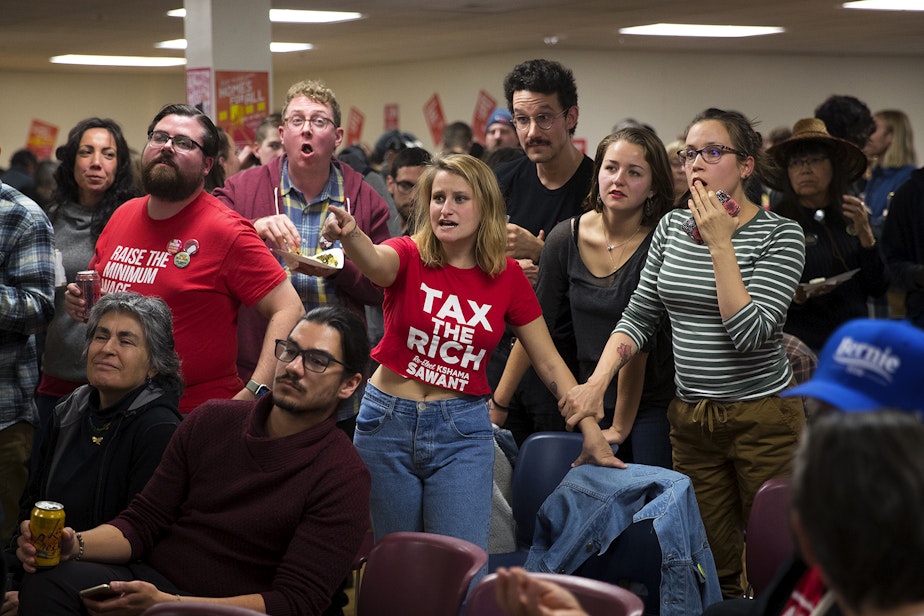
left=15, top=306, right=371, bottom=616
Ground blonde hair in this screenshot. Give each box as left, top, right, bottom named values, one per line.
left=411, top=154, right=508, bottom=276
left=875, top=110, right=916, bottom=168
left=282, top=80, right=341, bottom=127
left=664, top=139, right=685, bottom=161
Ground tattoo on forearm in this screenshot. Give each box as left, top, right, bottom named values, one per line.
left=616, top=343, right=633, bottom=370
left=549, top=381, right=559, bottom=397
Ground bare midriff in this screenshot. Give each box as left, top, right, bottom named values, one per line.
left=369, top=365, right=462, bottom=402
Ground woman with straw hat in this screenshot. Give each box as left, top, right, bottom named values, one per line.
left=767, top=118, right=889, bottom=351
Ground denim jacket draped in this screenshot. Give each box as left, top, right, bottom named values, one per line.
left=525, top=464, right=722, bottom=616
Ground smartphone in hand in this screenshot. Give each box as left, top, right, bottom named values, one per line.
left=682, top=190, right=740, bottom=244
left=79, top=583, right=120, bottom=601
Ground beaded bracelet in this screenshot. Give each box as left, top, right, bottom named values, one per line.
left=74, top=532, right=85, bottom=561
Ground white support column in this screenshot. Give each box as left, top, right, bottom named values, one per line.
left=183, top=0, right=273, bottom=148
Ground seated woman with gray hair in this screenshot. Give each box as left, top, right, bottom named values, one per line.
left=3, top=292, right=182, bottom=614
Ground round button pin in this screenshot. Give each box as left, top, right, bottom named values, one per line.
left=174, top=252, right=191, bottom=268
left=166, top=239, right=182, bottom=255
left=184, top=239, right=199, bottom=256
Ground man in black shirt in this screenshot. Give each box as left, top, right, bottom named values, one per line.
left=490, top=59, right=593, bottom=443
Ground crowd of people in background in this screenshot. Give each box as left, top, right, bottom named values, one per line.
left=2, top=56, right=923, bottom=616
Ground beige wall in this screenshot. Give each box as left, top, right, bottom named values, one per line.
left=305, top=49, right=924, bottom=159
left=2, top=48, right=922, bottom=166
left=1, top=70, right=185, bottom=160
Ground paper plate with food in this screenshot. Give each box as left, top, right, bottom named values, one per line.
left=271, top=247, right=344, bottom=271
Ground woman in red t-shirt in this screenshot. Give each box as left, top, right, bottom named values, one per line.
left=323, top=154, right=621, bottom=563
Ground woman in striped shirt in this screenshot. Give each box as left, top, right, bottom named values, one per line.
left=560, top=108, right=807, bottom=599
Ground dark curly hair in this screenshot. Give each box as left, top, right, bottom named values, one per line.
left=50, top=118, right=140, bottom=239
left=503, top=59, right=578, bottom=135
left=814, top=95, right=875, bottom=149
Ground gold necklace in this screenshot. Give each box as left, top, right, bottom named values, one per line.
left=602, top=222, right=642, bottom=271
left=603, top=223, right=641, bottom=251
left=89, top=416, right=111, bottom=446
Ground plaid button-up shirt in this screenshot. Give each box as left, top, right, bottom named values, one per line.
left=0, top=182, right=55, bottom=427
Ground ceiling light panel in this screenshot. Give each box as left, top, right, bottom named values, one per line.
left=619, top=23, right=785, bottom=37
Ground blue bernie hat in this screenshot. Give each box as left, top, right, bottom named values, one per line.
left=782, top=319, right=924, bottom=413
left=486, top=108, right=513, bottom=131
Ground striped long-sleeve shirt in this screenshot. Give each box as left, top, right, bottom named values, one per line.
left=615, top=207, right=805, bottom=402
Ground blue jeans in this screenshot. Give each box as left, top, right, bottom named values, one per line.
left=621, top=404, right=673, bottom=468
left=354, top=383, right=494, bottom=556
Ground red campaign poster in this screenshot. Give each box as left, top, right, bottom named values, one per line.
left=573, top=138, right=587, bottom=155
left=215, top=71, right=270, bottom=150
left=26, top=120, right=59, bottom=160
left=346, top=107, right=365, bottom=146
left=186, top=67, right=212, bottom=116
left=423, top=94, right=446, bottom=147
left=384, top=104, right=399, bottom=132
left=470, top=90, right=497, bottom=145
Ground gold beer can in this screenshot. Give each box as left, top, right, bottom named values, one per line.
left=31, top=501, right=66, bottom=568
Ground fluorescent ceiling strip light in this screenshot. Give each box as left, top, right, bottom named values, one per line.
left=619, top=23, right=784, bottom=37
left=843, top=1, right=924, bottom=9
left=270, top=9, right=361, bottom=23
left=270, top=42, right=314, bottom=53
left=167, top=8, right=362, bottom=23
left=155, top=39, right=186, bottom=50
left=156, top=39, right=313, bottom=52
left=50, top=54, right=186, bottom=67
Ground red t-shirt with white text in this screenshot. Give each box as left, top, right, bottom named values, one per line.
left=372, top=236, right=541, bottom=395
left=90, top=192, right=285, bottom=412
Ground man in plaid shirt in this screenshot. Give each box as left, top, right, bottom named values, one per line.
left=0, top=156, right=55, bottom=545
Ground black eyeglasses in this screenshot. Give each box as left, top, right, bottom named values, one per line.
left=147, top=130, right=204, bottom=153
left=512, top=109, right=569, bottom=132
left=274, top=339, right=347, bottom=373
left=284, top=115, right=336, bottom=131
left=677, top=144, right=748, bottom=166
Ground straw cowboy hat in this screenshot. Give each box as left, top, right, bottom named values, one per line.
left=765, top=117, right=867, bottom=191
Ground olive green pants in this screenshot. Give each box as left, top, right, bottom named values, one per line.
left=0, top=421, right=33, bottom=545
left=668, top=393, right=804, bottom=599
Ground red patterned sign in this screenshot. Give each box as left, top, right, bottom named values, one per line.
left=423, top=94, right=446, bottom=148
left=384, top=104, right=400, bottom=131
left=471, top=90, right=497, bottom=145
left=346, top=107, right=365, bottom=145
left=26, top=120, right=59, bottom=160
left=214, top=71, right=270, bottom=150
